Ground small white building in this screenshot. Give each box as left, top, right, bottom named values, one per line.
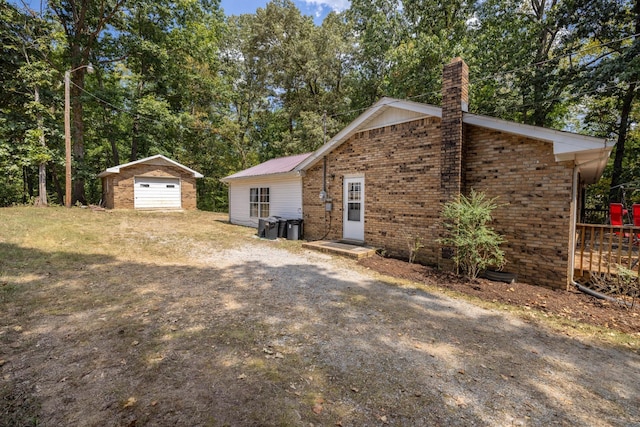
left=220, top=153, right=311, bottom=227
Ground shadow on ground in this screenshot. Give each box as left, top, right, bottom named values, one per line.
left=1, top=242, right=639, bottom=426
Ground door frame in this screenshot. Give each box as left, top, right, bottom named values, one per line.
left=343, top=174, right=365, bottom=242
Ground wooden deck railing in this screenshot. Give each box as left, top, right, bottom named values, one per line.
left=575, top=223, right=640, bottom=280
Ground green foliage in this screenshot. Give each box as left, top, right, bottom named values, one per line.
left=439, top=190, right=506, bottom=280
left=0, top=0, right=638, bottom=211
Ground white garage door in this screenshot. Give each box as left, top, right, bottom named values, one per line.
left=134, top=177, right=181, bottom=209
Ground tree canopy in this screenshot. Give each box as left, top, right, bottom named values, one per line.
left=0, top=0, right=637, bottom=210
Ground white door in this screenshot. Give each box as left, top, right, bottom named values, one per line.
left=343, top=176, right=364, bottom=241
left=134, top=177, right=181, bottom=209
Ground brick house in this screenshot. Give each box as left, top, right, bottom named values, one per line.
left=99, top=155, right=203, bottom=210
left=224, top=58, right=613, bottom=289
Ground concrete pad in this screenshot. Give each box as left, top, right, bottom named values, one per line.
left=302, top=240, right=377, bottom=259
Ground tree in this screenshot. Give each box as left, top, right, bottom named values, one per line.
left=50, top=0, right=127, bottom=205
left=470, top=0, right=575, bottom=127
left=345, top=0, right=405, bottom=107
left=439, top=190, right=507, bottom=281
left=582, top=0, right=637, bottom=203
left=0, top=1, right=61, bottom=206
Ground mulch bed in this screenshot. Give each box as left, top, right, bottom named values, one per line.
left=358, top=255, right=640, bottom=335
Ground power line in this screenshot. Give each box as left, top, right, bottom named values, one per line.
left=472, top=32, right=639, bottom=84
left=67, top=31, right=638, bottom=136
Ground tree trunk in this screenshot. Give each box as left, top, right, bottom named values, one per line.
left=130, top=115, right=140, bottom=162
left=609, top=81, right=637, bottom=203
left=609, top=0, right=639, bottom=202
left=71, top=67, right=87, bottom=205
left=50, top=166, right=65, bottom=205
left=34, top=85, right=48, bottom=207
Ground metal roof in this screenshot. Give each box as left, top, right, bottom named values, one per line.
left=221, top=152, right=312, bottom=181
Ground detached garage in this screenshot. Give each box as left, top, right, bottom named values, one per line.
left=99, top=155, right=203, bottom=210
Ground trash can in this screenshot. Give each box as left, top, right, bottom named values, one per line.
left=287, top=219, right=303, bottom=240
left=257, top=218, right=266, bottom=238
left=264, top=217, right=279, bottom=240
left=278, top=218, right=288, bottom=238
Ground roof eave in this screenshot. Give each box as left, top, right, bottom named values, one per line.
left=556, top=145, right=614, bottom=184
left=98, top=154, right=203, bottom=178
left=221, top=170, right=304, bottom=183
left=296, top=97, right=441, bottom=171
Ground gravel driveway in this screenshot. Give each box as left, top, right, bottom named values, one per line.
left=194, top=242, right=640, bottom=426
left=3, top=229, right=640, bottom=426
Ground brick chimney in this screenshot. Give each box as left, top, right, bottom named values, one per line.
left=440, top=57, right=469, bottom=203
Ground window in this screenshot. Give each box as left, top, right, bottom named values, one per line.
left=347, top=182, right=361, bottom=221
left=250, top=187, right=270, bottom=218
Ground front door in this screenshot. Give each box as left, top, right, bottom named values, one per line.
left=343, top=176, right=364, bottom=241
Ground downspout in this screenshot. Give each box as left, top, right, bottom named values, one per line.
left=322, top=156, right=327, bottom=197
left=322, top=111, right=328, bottom=199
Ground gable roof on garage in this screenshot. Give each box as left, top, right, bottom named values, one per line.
left=98, top=155, right=204, bottom=178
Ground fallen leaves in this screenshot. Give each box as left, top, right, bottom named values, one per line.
left=312, top=396, right=325, bottom=415
left=123, top=397, right=137, bottom=408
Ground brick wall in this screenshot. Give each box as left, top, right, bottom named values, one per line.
left=303, top=117, right=444, bottom=264
left=464, top=125, right=574, bottom=289
left=302, top=119, right=574, bottom=289
left=103, top=164, right=198, bottom=210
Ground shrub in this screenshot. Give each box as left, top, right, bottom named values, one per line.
left=403, top=232, right=425, bottom=264
left=438, top=190, right=506, bottom=280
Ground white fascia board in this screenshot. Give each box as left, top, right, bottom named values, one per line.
left=295, top=97, right=442, bottom=171
left=463, top=113, right=609, bottom=156
left=220, top=170, right=303, bottom=184
left=98, top=154, right=204, bottom=178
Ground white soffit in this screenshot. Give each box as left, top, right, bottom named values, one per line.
left=463, top=113, right=610, bottom=158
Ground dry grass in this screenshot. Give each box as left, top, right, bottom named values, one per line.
left=1, top=207, right=639, bottom=426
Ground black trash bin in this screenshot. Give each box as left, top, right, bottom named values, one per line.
left=287, top=219, right=303, bottom=240
left=278, top=219, right=288, bottom=238
left=264, top=217, right=279, bottom=240
left=257, top=218, right=266, bottom=238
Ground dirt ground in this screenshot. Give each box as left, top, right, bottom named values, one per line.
left=359, top=256, right=640, bottom=336
left=1, top=209, right=639, bottom=426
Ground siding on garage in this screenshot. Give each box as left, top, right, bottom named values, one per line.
left=228, top=175, right=303, bottom=227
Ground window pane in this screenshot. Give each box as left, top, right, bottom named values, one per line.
left=250, top=203, right=258, bottom=217
left=250, top=188, right=258, bottom=203
left=261, top=204, right=269, bottom=218
left=349, top=183, right=361, bottom=201
left=348, top=202, right=360, bottom=221
left=261, top=188, right=270, bottom=202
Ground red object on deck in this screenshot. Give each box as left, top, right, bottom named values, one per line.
left=633, top=204, right=640, bottom=227
left=610, top=203, right=625, bottom=226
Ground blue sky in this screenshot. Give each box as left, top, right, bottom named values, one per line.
left=12, top=0, right=351, bottom=25
left=220, top=0, right=350, bottom=24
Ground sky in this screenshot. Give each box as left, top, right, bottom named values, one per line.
left=12, top=0, right=351, bottom=26
left=219, top=0, right=350, bottom=24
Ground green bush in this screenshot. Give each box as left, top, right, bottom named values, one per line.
left=438, top=190, right=506, bottom=280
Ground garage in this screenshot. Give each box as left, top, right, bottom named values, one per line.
left=134, top=176, right=181, bottom=209
left=99, top=155, right=203, bottom=210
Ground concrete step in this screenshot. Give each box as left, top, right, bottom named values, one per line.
left=302, top=240, right=377, bottom=259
